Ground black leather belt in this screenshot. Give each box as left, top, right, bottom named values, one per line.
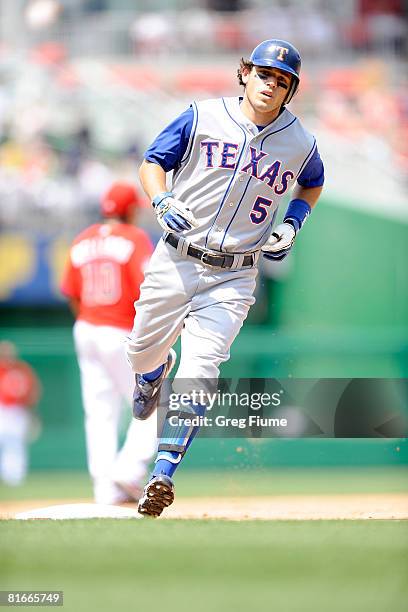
left=165, top=233, right=255, bottom=269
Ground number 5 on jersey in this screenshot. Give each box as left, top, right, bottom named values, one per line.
left=249, top=196, right=273, bottom=224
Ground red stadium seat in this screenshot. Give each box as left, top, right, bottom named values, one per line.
left=110, top=65, right=161, bottom=91
left=174, top=67, right=235, bottom=94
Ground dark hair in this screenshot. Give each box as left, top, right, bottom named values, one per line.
left=237, top=58, right=253, bottom=87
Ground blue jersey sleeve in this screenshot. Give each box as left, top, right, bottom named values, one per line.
left=144, top=106, right=194, bottom=173
left=297, top=147, right=325, bottom=188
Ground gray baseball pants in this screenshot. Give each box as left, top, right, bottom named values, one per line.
left=126, top=238, right=257, bottom=380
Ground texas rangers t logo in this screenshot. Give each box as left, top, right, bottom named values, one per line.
left=273, top=45, right=289, bottom=61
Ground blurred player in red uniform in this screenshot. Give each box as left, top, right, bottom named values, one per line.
left=61, top=182, right=156, bottom=504
left=0, top=341, right=41, bottom=486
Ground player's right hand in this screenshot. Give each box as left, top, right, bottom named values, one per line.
left=153, top=194, right=198, bottom=233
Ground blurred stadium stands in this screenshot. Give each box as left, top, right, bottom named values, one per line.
left=0, top=1, right=407, bottom=470
left=0, top=0, right=406, bottom=236
left=0, top=0, right=406, bottom=300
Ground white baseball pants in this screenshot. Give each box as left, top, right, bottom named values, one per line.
left=73, top=321, right=158, bottom=504
left=0, top=405, right=31, bottom=485
left=127, top=238, right=257, bottom=379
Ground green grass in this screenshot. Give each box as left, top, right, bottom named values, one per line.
left=2, top=469, right=407, bottom=611
left=1, top=520, right=407, bottom=612
left=1, top=466, right=407, bottom=501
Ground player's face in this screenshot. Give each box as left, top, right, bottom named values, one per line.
left=241, top=65, right=292, bottom=125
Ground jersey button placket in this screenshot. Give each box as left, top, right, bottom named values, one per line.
left=210, top=135, right=250, bottom=250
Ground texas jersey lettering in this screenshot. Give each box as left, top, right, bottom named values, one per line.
left=150, top=97, right=319, bottom=252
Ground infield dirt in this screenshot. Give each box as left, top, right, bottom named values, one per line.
left=1, top=493, right=407, bottom=520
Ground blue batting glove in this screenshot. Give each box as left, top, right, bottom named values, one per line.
left=152, top=192, right=198, bottom=234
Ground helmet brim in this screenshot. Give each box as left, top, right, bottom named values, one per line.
left=252, top=59, right=299, bottom=82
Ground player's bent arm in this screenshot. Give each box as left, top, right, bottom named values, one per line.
left=139, top=159, right=198, bottom=234
left=280, top=184, right=323, bottom=234
left=139, top=159, right=168, bottom=201
left=291, top=184, right=323, bottom=210
left=262, top=185, right=323, bottom=260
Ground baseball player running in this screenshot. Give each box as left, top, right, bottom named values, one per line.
left=61, top=182, right=157, bottom=505
left=127, top=40, right=325, bottom=516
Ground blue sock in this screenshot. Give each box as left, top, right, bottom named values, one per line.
left=142, top=364, right=164, bottom=382
left=152, top=453, right=180, bottom=478
left=151, top=404, right=206, bottom=480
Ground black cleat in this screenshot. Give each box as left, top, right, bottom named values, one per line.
left=137, top=475, right=175, bottom=518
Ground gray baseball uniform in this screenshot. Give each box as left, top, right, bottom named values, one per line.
left=133, top=39, right=326, bottom=518
left=127, top=96, right=320, bottom=380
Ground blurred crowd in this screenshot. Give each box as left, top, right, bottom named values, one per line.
left=0, top=0, right=407, bottom=234
left=129, top=4, right=407, bottom=58
left=0, top=44, right=144, bottom=234
left=14, top=0, right=408, bottom=59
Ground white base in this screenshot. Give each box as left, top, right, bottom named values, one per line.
left=15, top=503, right=141, bottom=520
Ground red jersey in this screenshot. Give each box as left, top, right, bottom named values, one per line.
left=0, top=359, right=41, bottom=408
left=60, top=223, right=153, bottom=329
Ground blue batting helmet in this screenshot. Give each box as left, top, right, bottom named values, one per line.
left=250, top=39, right=301, bottom=103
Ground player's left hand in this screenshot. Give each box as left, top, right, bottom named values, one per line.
left=261, top=222, right=296, bottom=261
